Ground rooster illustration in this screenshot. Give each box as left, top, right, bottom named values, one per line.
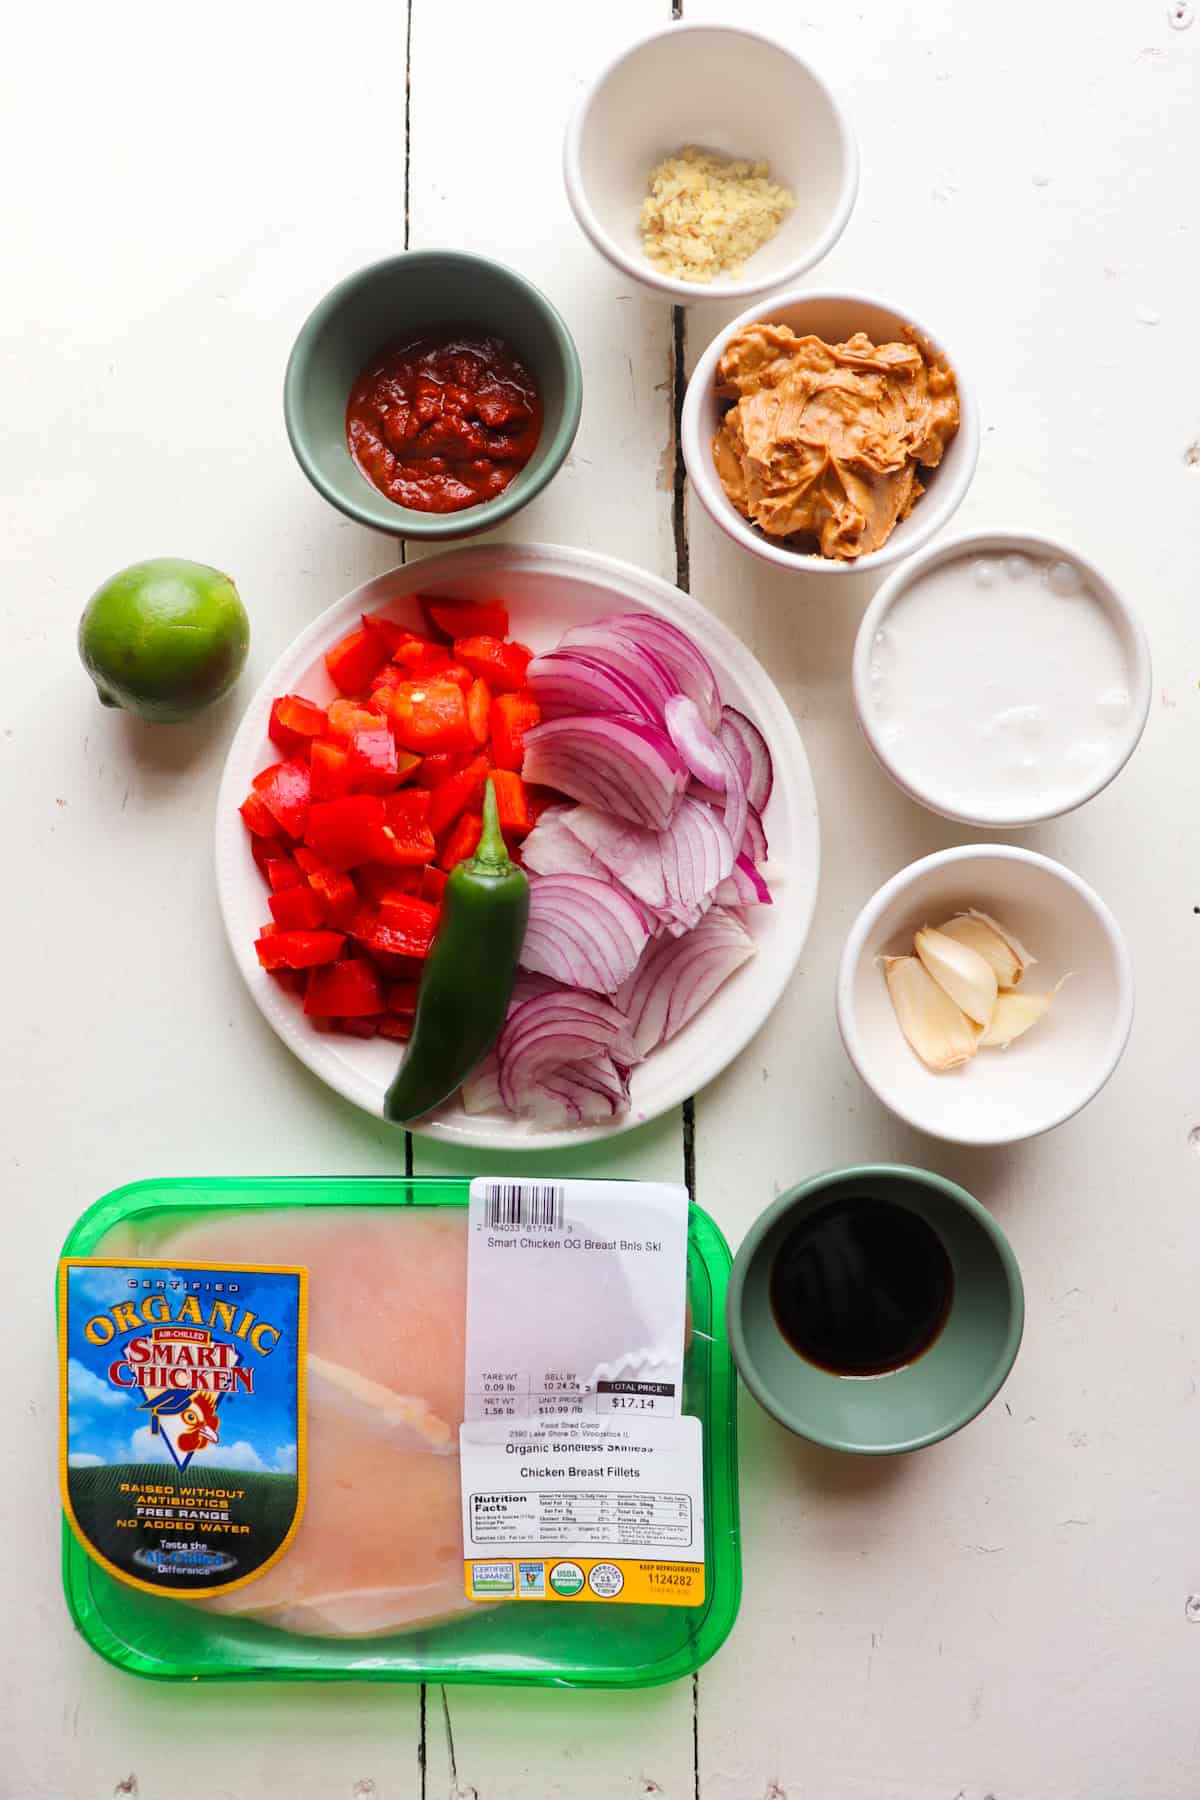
left=140, top=1388, right=221, bottom=1456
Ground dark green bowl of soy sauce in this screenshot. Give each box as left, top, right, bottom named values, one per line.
left=727, top=1165, right=1024, bottom=1456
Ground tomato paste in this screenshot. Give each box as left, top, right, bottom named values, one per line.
left=346, top=328, right=542, bottom=514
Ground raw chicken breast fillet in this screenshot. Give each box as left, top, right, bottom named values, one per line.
left=98, top=1206, right=470, bottom=1639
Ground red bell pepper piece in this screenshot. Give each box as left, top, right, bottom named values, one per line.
left=304, top=958, right=384, bottom=1017
left=386, top=678, right=471, bottom=754
left=368, top=663, right=408, bottom=698
left=240, top=790, right=282, bottom=838
left=347, top=727, right=402, bottom=794
left=325, top=624, right=390, bottom=695
left=466, top=677, right=491, bottom=745
left=304, top=794, right=392, bottom=870
left=355, top=866, right=424, bottom=905
left=312, top=1011, right=383, bottom=1038
left=380, top=788, right=436, bottom=866
left=387, top=979, right=421, bottom=1015
left=429, top=754, right=490, bottom=838
left=420, top=864, right=448, bottom=903
left=393, top=637, right=453, bottom=676
left=251, top=759, right=311, bottom=840
left=270, top=693, right=330, bottom=752
left=452, top=635, right=532, bottom=693
left=254, top=929, right=345, bottom=970
left=250, top=833, right=289, bottom=875
left=269, top=885, right=327, bottom=929
left=421, top=596, right=510, bottom=642
left=265, top=856, right=305, bottom=892
left=326, top=699, right=382, bottom=741
left=306, top=865, right=358, bottom=926
left=490, top=690, right=541, bottom=771
left=309, top=738, right=352, bottom=801
left=349, top=894, right=440, bottom=960
left=489, top=769, right=532, bottom=836
left=377, top=1015, right=413, bottom=1040
left=412, top=749, right=468, bottom=789
left=439, top=810, right=483, bottom=870
left=361, top=611, right=422, bottom=656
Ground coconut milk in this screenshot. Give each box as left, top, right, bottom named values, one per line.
left=867, top=551, right=1133, bottom=821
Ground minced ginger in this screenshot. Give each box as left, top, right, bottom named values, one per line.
left=640, top=145, right=794, bottom=284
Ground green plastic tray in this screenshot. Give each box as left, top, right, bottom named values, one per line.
left=60, top=1177, right=741, bottom=1687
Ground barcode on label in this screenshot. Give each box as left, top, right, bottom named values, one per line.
left=482, top=1182, right=566, bottom=1230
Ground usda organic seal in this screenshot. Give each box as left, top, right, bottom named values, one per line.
left=549, top=1560, right=584, bottom=1597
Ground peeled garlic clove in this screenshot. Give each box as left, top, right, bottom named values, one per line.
left=937, top=910, right=1034, bottom=989
left=914, top=926, right=998, bottom=1027
left=884, top=955, right=979, bottom=1071
left=979, top=979, right=1066, bottom=1048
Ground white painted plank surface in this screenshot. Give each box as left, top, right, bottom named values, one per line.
left=2, top=0, right=1199, bottom=1795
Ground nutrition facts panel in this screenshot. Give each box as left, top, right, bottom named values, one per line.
left=468, top=1488, right=694, bottom=1549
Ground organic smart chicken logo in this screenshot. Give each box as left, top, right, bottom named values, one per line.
left=140, top=1386, right=222, bottom=1466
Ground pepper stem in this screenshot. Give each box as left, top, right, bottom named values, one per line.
left=474, top=777, right=510, bottom=868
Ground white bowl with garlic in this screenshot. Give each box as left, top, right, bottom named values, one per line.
left=836, top=846, right=1134, bottom=1147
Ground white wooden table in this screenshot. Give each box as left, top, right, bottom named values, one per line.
left=4, top=2, right=1199, bottom=1794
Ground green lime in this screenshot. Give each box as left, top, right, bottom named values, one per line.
left=79, top=558, right=250, bottom=722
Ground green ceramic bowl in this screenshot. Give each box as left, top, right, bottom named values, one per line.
left=284, top=250, right=583, bottom=539
left=727, top=1165, right=1024, bottom=1456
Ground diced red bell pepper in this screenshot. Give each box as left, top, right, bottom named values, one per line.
left=377, top=1015, right=413, bottom=1040
left=361, top=611, right=422, bottom=656
left=310, top=738, right=352, bottom=801
left=293, top=846, right=326, bottom=874
left=387, top=979, right=421, bottom=1015
left=311, top=1011, right=383, bottom=1038
left=355, top=866, right=425, bottom=905
left=251, top=759, right=311, bottom=840
left=325, top=624, right=391, bottom=695
left=412, top=749, right=468, bottom=789
left=386, top=678, right=471, bottom=754
left=269, top=885, right=327, bottom=929
left=327, top=699, right=382, bottom=741
left=265, top=856, right=305, bottom=892
left=306, top=865, right=358, bottom=926
left=490, top=690, right=541, bottom=771
left=439, top=810, right=483, bottom=870
left=304, top=958, right=384, bottom=1018
left=393, top=637, right=453, bottom=676
left=429, top=754, right=491, bottom=838
left=255, top=929, right=345, bottom=970
left=490, top=769, right=532, bottom=837
left=466, top=677, right=491, bottom=745
left=368, top=663, right=408, bottom=697
left=304, top=794, right=392, bottom=870
left=268, top=964, right=306, bottom=997
left=240, top=790, right=282, bottom=838
left=270, top=693, right=330, bottom=752
left=347, top=728, right=402, bottom=794
left=380, top=788, right=436, bottom=866
left=349, top=894, right=440, bottom=960
left=421, top=596, right=510, bottom=642
left=250, top=833, right=290, bottom=875
left=452, top=635, right=532, bottom=693
left=420, top=864, right=448, bottom=903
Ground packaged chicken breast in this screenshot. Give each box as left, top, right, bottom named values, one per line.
left=57, top=1176, right=740, bottom=1686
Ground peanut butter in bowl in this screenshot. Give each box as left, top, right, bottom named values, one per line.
left=711, top=324, right=960, bottom=562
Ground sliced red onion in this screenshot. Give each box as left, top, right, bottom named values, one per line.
left=557, top=623, right=681, bottom=718
left=564, top=797, right=733, bottom=918
left=522, top=716, right=686, bottom=831
left=525, top=650, right=661, bottom=724
left=615, top=907, right=756, bottom=1059
left=498, top=988, right=633, bottom=1116
left=461, top=1049, right=502, bottom=1114
left=714, top=853, right=773, bottom=907
left=741, top=805, right=768, bottom=864
left=519, top=873, right=650, bottom=995
left=720, top=707, right=773, bottom=813
left=596, top=614, right=721, bottom=731
left=527, top=1055, right=631, bottom=1126
left=522, top=807, right=611, bottom=881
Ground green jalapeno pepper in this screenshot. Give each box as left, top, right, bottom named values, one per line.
left=384, top=777, right=529, bottom=1124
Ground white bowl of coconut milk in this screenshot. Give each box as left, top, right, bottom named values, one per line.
left=852, top=531, right=1152, bottom=828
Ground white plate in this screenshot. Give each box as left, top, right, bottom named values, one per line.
left=215, top=543, right=820, bottom=1148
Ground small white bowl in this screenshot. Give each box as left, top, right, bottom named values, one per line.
left=563, top=22, right=858, bottom=305
left=682, top=288, right=980, bottom=579
left=836, top=846, right=1134, bottom=1148
left=852, top=530, right=1153, bottom=828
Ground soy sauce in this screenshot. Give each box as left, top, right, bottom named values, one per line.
left=770, top=1195, right=953, bottom=1376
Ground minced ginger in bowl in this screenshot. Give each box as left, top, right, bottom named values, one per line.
left=640, top=146, right=795, bottom=284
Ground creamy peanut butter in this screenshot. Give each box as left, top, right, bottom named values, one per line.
left=712, top=324, right=960, bottom=560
